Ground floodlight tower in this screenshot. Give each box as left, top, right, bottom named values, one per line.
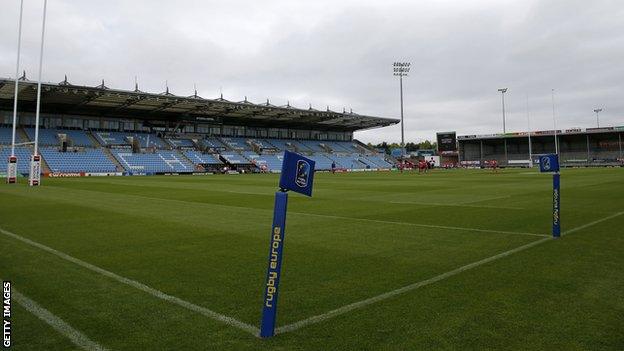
left=498, top=88, right=508, bottom=163
left=593, top=108, right=603, bottom=128
left=393, top=62, right=410, bottom=158
left=498, top=88, right=508, bottom=133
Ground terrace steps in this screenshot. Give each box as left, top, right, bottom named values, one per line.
left=17, top=127, right=29, bottom=145
left=102, top=148, right=125, bottom=172
left=178, top=151, right=197, bottom=171
left=38, top=148, right=51, bottom=173
left=86, top=131, right=102, bottom=147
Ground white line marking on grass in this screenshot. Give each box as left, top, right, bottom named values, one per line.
left=389, top=201, right=523, bottom=210
left=290, top=211, right=549, bottom=238
left=31, top=187, right=542, bottom=238
left=223, top=190, right=271, bottom=196
left=0, top=228, right=260, bottom=336
left=276, top=210, right=624, bottom=335
left=10, top=288, right=109, bottom=351
left=461, top=195, right=512, bottom=204
left=275, top=237, right=550, bottom=334
left=561, top=210, right=624, bottom=236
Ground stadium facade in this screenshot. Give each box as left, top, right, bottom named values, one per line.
left=0, top=77, right=399, bottom=176
left=458, top=128, right=624, bottom=167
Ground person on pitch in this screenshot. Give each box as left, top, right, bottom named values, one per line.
left=418, top=159, right=426, bottom=174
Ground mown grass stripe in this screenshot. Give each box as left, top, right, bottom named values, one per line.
left=31, top=185, right=547, bottom=238
left=276, top=210, right=624, bottom=334
left=0, top=227, right=260, bottom=336
left=11, top=288, right=109, bottom=351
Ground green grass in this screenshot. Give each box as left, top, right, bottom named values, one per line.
left=0, top=168, right=623, bottom=350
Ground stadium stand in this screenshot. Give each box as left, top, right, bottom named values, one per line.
left=0, top=127, right=22, bottom=144
left=221, top=152, right=249, bottom=164
left=298, top=140, right=325, bottom=152
left=94, top=132, right=166, bottom=149
left=62, top=130, right=95, bottom=147
left=264, top=139, right=294, bottom=151
left=25, top=128, right=59, bottom=145
left=183, top=150, right=223, bottom=165
left=167, top=138, right=195, bottom=148
left=326, top=153, right=369, bottom=169
left=308, top=153, right=334, bottom=170
left=113, top=150, right=193, bottom=173
left=94, top=131, right=128, bottom=146
left=41, top=147, right=117, bottom=173
left=131, top=133, right=167, bottom=149
left=325, top=141, right=355, bottom=153
left=202, top=137, right=228, bottom=150
left=458, top=128, right=624, bottom=167
left=250, top=139, right=278, bottom=151
left=0, top=147, right=31, bottom=173
left=290, top=140, right=313, bottom=152
left=363, top=154, right=394, bottom=168
left=0, top=78, right=403, bottom=175
left=220, top=137, right=253, bottom=151
left=1, top=127, right=395, bottom=173
left=256, top=154, right=284, bottom=171
left=24, top=128, right=97, bottom=147
left=0, top=131, right=395, bottom=173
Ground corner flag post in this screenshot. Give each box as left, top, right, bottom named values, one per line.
left=260, top=190, right=288, bottom=338
left=539, top=154, right=560, bottom=238
left=7, top=0, right=24, bottom=184
left=29, top=0, right=48, bottom=187
left=260, top=151, right=315, bottom=338
left=552, top=171, right=561, bottom=238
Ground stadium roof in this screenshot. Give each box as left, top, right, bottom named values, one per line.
left=0, top=77, right=399, bottom=132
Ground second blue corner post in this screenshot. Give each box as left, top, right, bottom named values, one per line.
left=552, top=172, right=561, bottom=238
left=260, top=190, right=288, bottom=338
left=539, top=153, right=561, bottom=238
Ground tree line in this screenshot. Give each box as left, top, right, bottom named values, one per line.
left=367, top=141, right=437, bottom=154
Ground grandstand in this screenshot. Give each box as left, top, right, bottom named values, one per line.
left=0, top=77, right=398, bottom=176
left=458, top=128, right=624, bottom=167
left=113, top=150, right=193, bottom=173
left=41, top=147, right=117, bottom=173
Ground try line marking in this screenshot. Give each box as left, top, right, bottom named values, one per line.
left=28, top=187, right=545, bottom=238
left=0, top=227, right=259, bottom=337
left=8, top=287, right=109, bottom=351
left=275, top=210, right=624, bottom=334
left=291, top=211, right=548, bottom=238
left=389, top=201, right=523, bottom=210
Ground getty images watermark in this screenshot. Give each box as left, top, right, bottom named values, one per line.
left=3, top=281, right=10, bottom=349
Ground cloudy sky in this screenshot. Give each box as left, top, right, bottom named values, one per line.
left=0, top=0, right=622, bottom=143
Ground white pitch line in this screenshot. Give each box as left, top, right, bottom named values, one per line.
left=389, top=201, right=523, bottom=210
left=11, top=288, right=109, bottom=351
left=276, top=210, right=624, bottom=334
left=461, top=195, right=512, bottom=204
left=275, top=237, right=550, bottom=334
left=559, top=210, right=624, bottom=236
left=0, top=228, right=259, bottom=336
left=223, top=190, right=271, bottom=196
left=290, top=211, right=548, bottom=238
left=32, top=187, right=540, bottom=237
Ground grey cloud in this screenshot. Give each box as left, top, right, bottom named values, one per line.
left=0, top=0, right=622, bottom=144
